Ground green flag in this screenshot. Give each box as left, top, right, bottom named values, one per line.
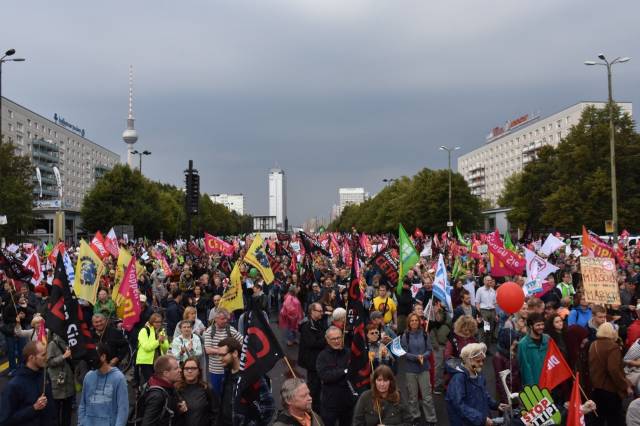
left=44, top=241, right=54, bottom=256
left=455, top=226, right=470, bottom=248
left=452, top=257, right=466, bottom=280
left=398, top=224, right=419, bottom=295
left=504, top=232, right=516, bottom=251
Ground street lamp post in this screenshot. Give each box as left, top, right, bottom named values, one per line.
left=585, top=54, right=631, bottom=242
left=440, top=145, right=460, bottom=233
left=131, top=149, right=151, bottom=173
left=0, top=49, right=26, bottom=145
left=382, top=178, right=397, bottom=186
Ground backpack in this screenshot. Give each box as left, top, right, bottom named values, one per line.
left=445, top=333, right=464, bottom=375
left=127, top=384, right=174, bottom=426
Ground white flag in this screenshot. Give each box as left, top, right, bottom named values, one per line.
left=525, top=248, right=559, bottom=282
left=540, top=234, right=565, bottom=256
left=389, top=336, right=407, bottom=357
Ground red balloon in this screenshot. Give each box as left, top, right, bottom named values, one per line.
left=496, top=281, right=525, bottom=314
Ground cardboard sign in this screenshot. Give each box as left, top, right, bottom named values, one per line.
left=580, top=256, right=620, bottom=305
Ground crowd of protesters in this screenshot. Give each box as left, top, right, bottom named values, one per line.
left=1, top=230, right=640, bottom=425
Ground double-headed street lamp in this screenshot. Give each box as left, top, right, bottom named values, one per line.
left=0, top=49, right=26, bottom=145
left=382, top=178, right=397, bottom=186
left=585, top=54, right=631, bottom=242
left=132, top=149, right=151, bottom=173
left=440, top=145, right=460, bottom=233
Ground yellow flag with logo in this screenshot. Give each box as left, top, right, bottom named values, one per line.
left=218, top=261, right=244, bottom=313
left=73, top=240, right=105, bottom=304
left=112, top=247, right=145, bottom=304
left=244, top=233, right=274, bottom=284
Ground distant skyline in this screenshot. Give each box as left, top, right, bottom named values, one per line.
left=1, top=1, right=638, bottom=225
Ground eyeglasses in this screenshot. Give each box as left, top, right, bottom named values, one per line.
left=368, top=331, right=380, bottom=335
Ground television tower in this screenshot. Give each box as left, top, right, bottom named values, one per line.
left=122, top=65, right=138, bottom=168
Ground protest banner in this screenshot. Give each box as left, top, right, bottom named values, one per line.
left=580, top=256, right=620, bottom=305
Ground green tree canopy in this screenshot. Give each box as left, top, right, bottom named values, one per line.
left=0, top=139, right=34, bottom=240
left=499, top=105, right=640, bottom=233
left=81, top=165, right=248, bottom=238
left=330, top=167, right=482, bottom=233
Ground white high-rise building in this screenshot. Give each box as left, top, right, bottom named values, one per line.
left=458, top=101, right=633, bottom=206
left=336, top=187, right=368, bottom=216
left=268, top=168, right=286, bottom=230
left=210, top=193, right=245, bottom=215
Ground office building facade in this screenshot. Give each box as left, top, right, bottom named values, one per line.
left=209, top=193, right=245, bottom=215
left=457, top=101, right=632, bottom=206
left=1, top=96, right=120, bottom=242
left=336, top=187, right=368, bottom=217
left=268, top=168, right=286, bottom=231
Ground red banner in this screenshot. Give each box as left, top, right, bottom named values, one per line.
left=582, top=226, right=613, bottom=258
left=487, top=230, right=525, bottom=276
left=538, top=338, right=572, bottom=390
left=204, top=233, right=235, bottom=256
left=90, top=230, right=109, bottom=259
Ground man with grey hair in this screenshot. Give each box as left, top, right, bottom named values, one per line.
left=203, top=307, right=242, bottom=397
left=273, top=378, right=324, bottom=426
left=315, top=326, right=353, bottom=426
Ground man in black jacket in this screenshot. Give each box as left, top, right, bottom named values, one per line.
left=165, top=290, right=184, bottom=338
left=298, top=303, right=326, bottom=413
left=396, top=278, right=415, bottom=334
left=315, top=326, right=353, bottom=426
left=90, top=313, right=129, bottom=367
left=141, top=355, right=186, bottom=426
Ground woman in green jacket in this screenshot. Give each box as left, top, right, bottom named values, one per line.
left=353, top=365, right=412, bottom=426
left=136, top=312, right=169, bottom=384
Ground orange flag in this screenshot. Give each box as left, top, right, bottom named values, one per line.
left=538, top=338, right=573, bottom=390
left=566, top=372, right=584, bottom=426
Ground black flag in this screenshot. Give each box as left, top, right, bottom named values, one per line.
left=299, top=231, right=330, bottom=257
left=347, top=238, right=371, bottom=392
left=369, top=249, right=399, bottom=286
left=0, top=250, right=34, bottom=282
left=45, top=252, right=94, bottom=358
left=237, top=310, right=284, bottom=395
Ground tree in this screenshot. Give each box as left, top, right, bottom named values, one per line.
left=0, top=139, right=33, bottom=240
left=500, top=105, right=640, bottom=233
left=330, top=167, right=482, bottom=233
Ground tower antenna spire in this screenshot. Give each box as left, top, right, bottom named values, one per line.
left=122, top=64, right=139, bottom=168
left=128, top=64, right=134, bottom=119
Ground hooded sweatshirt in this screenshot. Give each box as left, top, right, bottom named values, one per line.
left=78, top=367, right=128, bottom=426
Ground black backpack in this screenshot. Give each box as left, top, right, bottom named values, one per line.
left=127, top=384, right=174, bottom=426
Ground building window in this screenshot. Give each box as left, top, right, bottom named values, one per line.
left=27, top=119, right=31, bottom=127
left=8, top=110, right=13, bottom=118
left=16, top=122, right=23, bottom=131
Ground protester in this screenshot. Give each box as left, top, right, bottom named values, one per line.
left=140, top=355, right=186, bottom=426
left=517, top=312, right=549, bottom=386
left=78, top=343, right=129, bottom=426
left=203, top=308, right=242, bottom=396
left=400, top=312, right=437, bottom=426
left=298, top=303, right=326, bottom=413
left=567, top=292, right=592, bottom=328
left=316, top=326, right=354, bottom=426
left=171, top=320, right=204, bottom=364
left=492, top=328, right=521, bottom=404
left=396, top=277, right=414, bottom=334
left=372, top=284, right=397, bottom=331
left=0, top=341, right=55, bottom=425
left=47, top=333, right=75, bottom=426
left=475, top=276, right=497, bottom=349
left=91, top=313, right=129, bottom=367
left=273, top=378, right=323, bottom=426
left=280, top=286, right=304, bottom=346
left=182, top=306, right=206, bottom=336
left=352, top=365, right=412, bottom=426
left=175, top=357, right=219, bottom=426
left=365, top=323, right=394, bottom=370
left=446, top=343, right=508, bottom=426
left=136, top=312, right=170, bottom=385
left=589, top=322, right=633, bottom=425
left=216, top=337, right=275, bottom=426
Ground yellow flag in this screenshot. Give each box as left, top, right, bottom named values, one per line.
left=244, top=233, right=274, bottom=284
left=112, top=247, right=145, bottom=304
left=73, top=240, right=105, bottom=304
left=218, top=261, right=244, bottom=313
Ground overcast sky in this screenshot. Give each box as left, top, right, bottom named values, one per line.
left=2, top=1, right=639, bottom=226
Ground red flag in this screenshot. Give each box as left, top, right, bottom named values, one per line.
left=37, top=319, right=47, bottom=345
left=204, top=233, right=235, bottom=256
left=90, top=231, right=109, bottom=259
left=289, top=252, right=297, bottom=274
left=188, top=241, right=202, bottom=257
left=566, top=373, right=584, bottom=426
left=104, top=227, right=119, bottom=258
left=48, top=242, right=65, bottom=266
left=538, top=338, right=572, bottom=390
left=414, top=228, right=424, bottom=239
left=359, top=233, right=373, bottom=258
left=487, top=230, right=524, bottom=277
left=22, top=251, right=42, bottom=284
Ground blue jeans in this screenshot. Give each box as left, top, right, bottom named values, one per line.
left=286, top=329, right=297, bottom=343
left=210, top=372, right=225, bottom=397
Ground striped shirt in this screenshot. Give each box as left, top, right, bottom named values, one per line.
left=203, top=324, right=242, bottom=374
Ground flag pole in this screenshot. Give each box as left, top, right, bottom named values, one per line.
left=42, top=329, right=51, bottom=395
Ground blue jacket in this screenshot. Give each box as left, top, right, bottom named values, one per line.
left=78, top=367, right=129, bottom=426
left=517, top=333, right=550, bottom=386
left=400, top=329, right=432, bottom=373
left=0, top=366, right=55, bottom=426
left=567, top=306, right=592, bottom=328
left=445, top=368, right=498, bottom=426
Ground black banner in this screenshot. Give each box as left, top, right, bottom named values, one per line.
left=347, top=238, right=371, bottom=392
left=45, top=253, right=94, bottom=358
left=369, top=249, right=399, bottom=286
left=299, top=231, right=330, bottom=257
